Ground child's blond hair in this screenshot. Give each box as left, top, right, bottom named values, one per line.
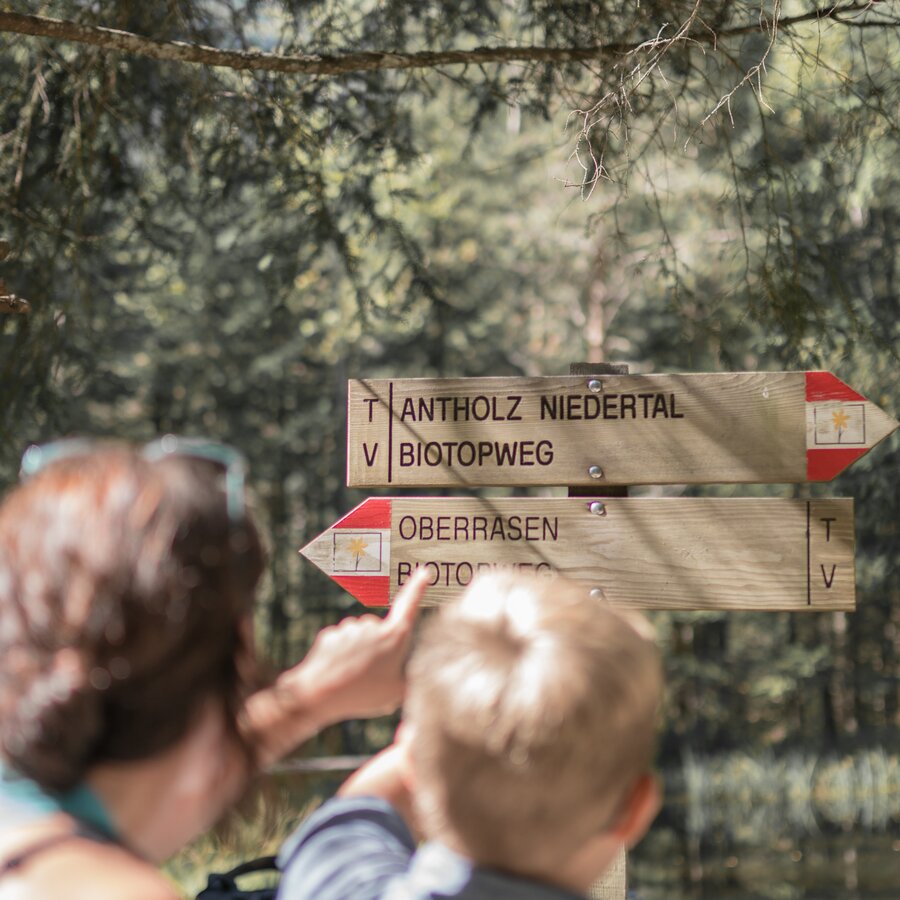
left=405, top=572, right=662, bottom=873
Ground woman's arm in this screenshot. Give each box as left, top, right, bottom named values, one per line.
left=241, top=569, right=429, bottom=768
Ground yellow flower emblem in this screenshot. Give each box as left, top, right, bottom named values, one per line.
left=348, top=537, right=369, bottom=557
left=832, top=410, right=850, bottom=432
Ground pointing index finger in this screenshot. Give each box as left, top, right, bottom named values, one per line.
left=386, top=567, right=429, bottom=632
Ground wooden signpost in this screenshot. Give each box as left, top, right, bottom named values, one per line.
left=346, top=371, right=898, bottom=487
left=302, top=365, right=895, bottom=900
left=300, top=496, right=855, bottom=611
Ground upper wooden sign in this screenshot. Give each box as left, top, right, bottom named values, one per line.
left=300, top=497, right=855, bottom=611
left=347, top=371, right=898, bottom=487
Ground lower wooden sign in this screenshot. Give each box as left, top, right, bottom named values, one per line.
left=300, top=497, right=855, bottom=611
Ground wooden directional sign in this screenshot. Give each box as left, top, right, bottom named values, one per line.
left=300, top=497, right=855, bottom=611
left=347, top=372, right=897, bottom=487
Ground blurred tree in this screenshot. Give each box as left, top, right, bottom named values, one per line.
left=0, top=0, right=896, bottom=763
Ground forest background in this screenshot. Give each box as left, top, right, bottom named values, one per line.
left=0, top=2, right=898, bottom=898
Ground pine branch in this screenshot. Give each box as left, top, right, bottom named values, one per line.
left=0, top=4, right=890, bottom=77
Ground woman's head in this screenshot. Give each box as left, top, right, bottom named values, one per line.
left=0, top=441, right=266, bottom=792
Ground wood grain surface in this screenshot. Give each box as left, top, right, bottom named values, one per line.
left=300, top=497, right=855, bottom=610
left=347, top=373, right=896, bottom=487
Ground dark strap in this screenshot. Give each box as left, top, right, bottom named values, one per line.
left=221, top=856, right=278, bottom=878
left=196, top=855, right=279, bottom=900
left=0, top=823, right=108, bottom=877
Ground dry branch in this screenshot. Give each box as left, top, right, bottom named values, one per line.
left=0, top=4, right=890, bottom=77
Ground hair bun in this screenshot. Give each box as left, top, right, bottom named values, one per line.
left=1, top=648, right=104, bottom=792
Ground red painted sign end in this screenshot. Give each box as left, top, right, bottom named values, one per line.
left=805, top=371, right=898, bottom=481
left=301, top=499, right=392, bottom=607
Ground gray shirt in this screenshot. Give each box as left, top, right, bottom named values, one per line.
left=277, top=796, right=583, bottom=900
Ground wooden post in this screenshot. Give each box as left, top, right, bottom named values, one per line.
left=569, top=362, right=628, bottom=900
left=589, top=851, right=627, bottom=900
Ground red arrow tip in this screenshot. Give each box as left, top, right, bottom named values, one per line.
left=806, top=448, right=868, bottom=481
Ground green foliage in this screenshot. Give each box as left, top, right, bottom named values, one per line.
left=0, top=0, right=897, bottom=801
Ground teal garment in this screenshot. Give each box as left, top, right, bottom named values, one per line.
left=0, top=761, right=118, bottom=841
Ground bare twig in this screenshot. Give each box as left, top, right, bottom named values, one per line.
left=562, top=0, right=705, bottom=197
left=694, top=0, right=782, bottom=137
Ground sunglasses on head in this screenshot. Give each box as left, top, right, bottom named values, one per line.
left=20, top=435, right=247, bottom=523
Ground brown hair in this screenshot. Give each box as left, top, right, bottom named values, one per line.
left=405, top=572, right=662, bottom=872
left=0, top=445, right=265, bottom=791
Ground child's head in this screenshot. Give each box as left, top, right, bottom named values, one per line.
left=404, top=572, right=662, bottom=881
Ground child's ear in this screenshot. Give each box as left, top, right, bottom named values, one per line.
left=611, top=773, right=660, bottom=848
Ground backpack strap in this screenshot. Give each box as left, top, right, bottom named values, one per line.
left=196, top=855, right=279, bottom=900
left=220, top=856, right=278, bottom=878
